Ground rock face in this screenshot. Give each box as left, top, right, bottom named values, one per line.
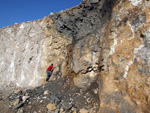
left=1, top=0, right=150, bottom=112
left=99, top=0, right=150, bottom=112
left=0, top=0, right=116, bottom=89
left=49, top=0, right=116, bottom=89
left=0, top=20, right=47, bottom=88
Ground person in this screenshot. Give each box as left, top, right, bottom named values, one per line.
left=46, top=64, right=55, bottom=82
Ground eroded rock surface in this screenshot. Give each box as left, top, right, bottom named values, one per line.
left=99, top=0, right=150, bottom=112
left=0, top=20, right=47, bottom=89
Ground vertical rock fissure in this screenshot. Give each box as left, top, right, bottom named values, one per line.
left=49, top=1, right=117, bottom=111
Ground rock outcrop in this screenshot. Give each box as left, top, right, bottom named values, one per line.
left=1, top=0, right=150, bottom=112
left=99, top=0, right=150, bottom=112
left=0, top=20, right=48, bottom=89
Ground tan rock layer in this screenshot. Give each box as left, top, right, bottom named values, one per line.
left=99, top=0, right=150, bottom=112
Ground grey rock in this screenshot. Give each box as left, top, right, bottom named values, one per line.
left=57, top=103, right=62, bottom=109
left=13, top=102, right=24, bottom=109
left=91, top=0, right=99, bottom=3
left=138, top=29, right=150, bottom=75
left=132, top=13, right=146, bottom=28
left=50, top=95, right=61, bottom=104
left=61, top=102, right=72, bottom=110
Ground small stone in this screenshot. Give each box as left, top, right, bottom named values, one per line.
left=13, top=102, right=24, bottom=109
left=44, top=90, right=50, bottom=95
left=22, top=96, right=30, bottom=103
left=12, top=99, right=20, bottom=106
left=80, top=109, right=88, bottom=113
left=47, top=103, right=56, bottom=112
left=70, top=98, right=73, bottom=101
left=61, top=102, right=72, bottom=110
left=9, top=104, right=12, bottom=108
left=28, top=102, right=32, bottom=105
left=40, top=100, right=43, bottom=103
left=37, top=97, right=40, bottom=100
left=43, top=96, right=47, bottom=99
left=93, top=88, right=98, bottom=94
left=33, top=111, right=37, bottom=113
left=87, top=98, right=90, bottom=103
left=17, top=109, right=23, bottom=113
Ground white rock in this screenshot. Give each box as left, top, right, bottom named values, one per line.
left=128, top=0, right=142, bottom=6
left=40, top=100, right=43, bottom=103
left=44, top=90, right=50, bottom=95
left=22, top=96, right=30, bottom=103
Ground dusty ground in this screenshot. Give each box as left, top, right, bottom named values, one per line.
left=0, top=76, right=99, bottom=113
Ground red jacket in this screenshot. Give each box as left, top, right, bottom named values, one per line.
left=47, top=65, right=53, bottom=71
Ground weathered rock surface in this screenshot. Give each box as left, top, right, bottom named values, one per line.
left=0, top=20, right=47, bottom=89
left=99, top=0, right=150, bottom=112
left=1, top=0, right=150, bottom=112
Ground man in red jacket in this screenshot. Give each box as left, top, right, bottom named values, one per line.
left=46, top=64, right=55, bottom=82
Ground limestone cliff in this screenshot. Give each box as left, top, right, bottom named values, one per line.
left=0, top=20, right=47, bottom=88
left=1, top=0, right=150, bottom=112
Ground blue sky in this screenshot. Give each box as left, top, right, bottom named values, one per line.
left=0, top=0, right=83, bottom=28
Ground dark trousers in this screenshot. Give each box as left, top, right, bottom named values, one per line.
left=46, top=70, right=52, bottom=81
